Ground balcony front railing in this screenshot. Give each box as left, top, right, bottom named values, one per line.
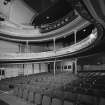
left=0, top=29, right=97, bottom=60
left=0, top=15, right=83, bottom=38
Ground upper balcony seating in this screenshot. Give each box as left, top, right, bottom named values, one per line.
left=36, top=10, right=78, bottom=33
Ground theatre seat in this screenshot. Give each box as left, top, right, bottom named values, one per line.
left=34, top=93, right=43, bottom=105
left=28, top=90, right=34, bottom=103
left=22, top=88, right=29, bottom=100
left=51, top=98, right=62, bottom=105
left=18, top=87, right=23, bottom=98
left=64, top=92, right=77, bottom=102
left=63, top=100, right=74, bottom=105
left=77, top=94, right=98, bottom=105
left=99, top=98, right=105, bottom=105
left=42, top=95, right=51, bottom=105
left=13, top=87, right=18, bottom=96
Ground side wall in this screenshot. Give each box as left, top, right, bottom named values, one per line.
left=77, top=53, right=105, bottom=71
left=9, top=0, right=36, bottom=24
left=0, top=40, right=19, bottom=53
left=0, top=63, right=48, bottom=79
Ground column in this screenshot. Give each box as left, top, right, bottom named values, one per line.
left=32, top=63, right=34, bottom=74
left=39, top=63, right=41, bottom=73
left=74, top=59, right=78, bottom=75
left=23, top=64, right=24, bottom=75
left=26, top=41, right=29, bottom=76
left=18, top=44, right=21, bottom=53
left=61, top=61, right=62, bottom=72
left=74, top=30, right=77, bottom=44
left=53, top=38, right=56, bottom=77
left=54, top=60, right=56, bottom=77
left=26, top=40, right=29, bottom=53
left=53, top=38, right=56, bottom=52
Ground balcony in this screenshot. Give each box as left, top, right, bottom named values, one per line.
left=0, top=29, right=97, bottom=61
left=0, top=16, right=89, bottom=41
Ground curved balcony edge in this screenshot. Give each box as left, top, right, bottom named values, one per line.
left=0, top=29, right=99, bottom=62
left=0, top=16, right=89, bottom=41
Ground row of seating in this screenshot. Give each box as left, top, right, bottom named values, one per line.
left=0, top=72, right=51, bottom=91
left=0, top=72, right=75, bottom=91
left=10, top=70, right=105, bottom=105
left=36, top=10, right=78, bottom=33
left=13, top=85, right=105, bottom=105
left=62, top=71, right=105, bottom=97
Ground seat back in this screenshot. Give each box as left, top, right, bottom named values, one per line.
left=22, top=88, right=29, bottom=100
left=64, top=92, right=77, bottom=102
left=14, top=87, right=18, bottom=96
left=34, top=93, right=42, bottom=105
left=51, top=98, right=62, bottom=105
left=18, top=87, right=23, bottom=98
left=28, top=90, right=34, bottom=103
left=99, top=98, right=105, bottom=105
left=77, top=94, right=98, bottom=105
left=42, top=95, right=51, bottom=105
left=63, top=100, right=74, bottom=105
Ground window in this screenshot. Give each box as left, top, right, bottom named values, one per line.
left=2, top=70, right=5, bottom=75
left=57, top=66, right=60, bottom=69
left=68, top=65, right=71, bottom=69
left=64, top=65, right=67, bottom=69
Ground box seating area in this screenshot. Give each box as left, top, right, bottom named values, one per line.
left=38, top=11, right=78, bottom=33
left=12, top=71, right=105, bottom=105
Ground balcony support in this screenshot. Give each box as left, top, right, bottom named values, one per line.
left=53, top=38, right=56, bottom=52
left=26, top=40, right=29, bottom=53
left=74, top=30, right=77, bottom=44
left=74, top=58, right=78, bottom=75
left=61, top=61, right=63, bottom=72
left=19, top=44, right=21, bottom=53
left=54, top=59, right=56, bottom=77
left=53, top=38, right=56, bottom=77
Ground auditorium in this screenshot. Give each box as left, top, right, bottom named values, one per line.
left=0, top=0, right=105, bottom=105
